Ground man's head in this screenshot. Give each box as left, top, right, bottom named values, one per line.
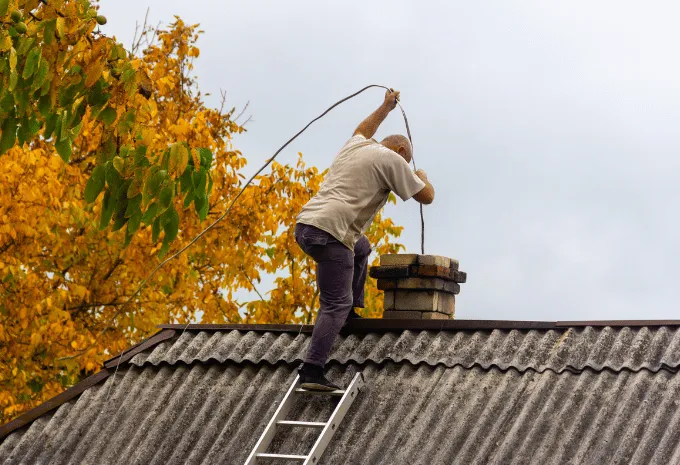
left=381, top=134, right=412, bottom=163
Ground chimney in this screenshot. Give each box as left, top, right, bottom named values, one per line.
left=369, top=254, right=466, bottom=319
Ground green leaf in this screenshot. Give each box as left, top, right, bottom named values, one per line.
left=84, top=165, right=106, bottom=203
left=111, top=209, right=128, bottom=232
left=55, top=137, right=72, bottom=162
left=16, top=117, right=28, bottom=146
left=162, top=206, right=180, bottom=242
left=0, top=92, right=13, bottom=112
left=179, top=166, right=192, bottom=192
left=31, top=61, right=49, bottom=93
left=144, top=169, right=166, bottom=198
left=192, top=170, right=207, bottom=193
left=44, top=113, right=58, bottom=139
left=158, top=238, right=170, bottom=260
left=0, top=117, right=17, bottom=155
left=38, top=95, right=51, bottom=117
left=198, top=148, right=213, bottom=168
left=183, top=190, right=194, bottom=208
left=43, top=18, right=57, bottom=45
left=69, top=120, right=83, bottom=139
left=159, top=185, right=173, bottom=209
left=193, top=193, right=208, bottom=220
left=87, top=80, right=110, bottom=107
left=17, top=37, right=35, bottom=56
left=127, top=177, right=141, bottom=198
left=133, top=145, right=147, bottom=164
left=124, top=194, right=142, bottom=218
left=100, top=189, right=114, bottom=229
left=0, top=0, right=9, bottom=17
left=124, top=229, right=134, bottom=247
left=105, top=162, right=123, bottom=190
left=127, top=211, right=142, bottom=236
left=22, top=47, right=41, bottom=80
left=117, top=109, right=135, bottom=133
left=27, top=117, right=41, bottom=137
left=151, top=216, right=161, bottom=242
left=142, top=202, right=159, bottom=225
left=98, top=106, right=117, bottom=126
left=121, top=68, right=135, bottom=85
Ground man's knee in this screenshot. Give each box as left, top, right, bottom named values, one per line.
left=355, top=236, right=371, bottom=259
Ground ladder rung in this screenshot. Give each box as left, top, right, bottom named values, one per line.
left=277, top=420, right=327, bottom=428
left=295, top=388, right=345, bottom=397
left=256, top=453, right=307, bottom=461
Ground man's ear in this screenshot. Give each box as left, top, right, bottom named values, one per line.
left=397, top=146, right=406, bottom=155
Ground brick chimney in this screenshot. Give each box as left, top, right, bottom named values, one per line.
left=369, top=254, right=466, bottom=319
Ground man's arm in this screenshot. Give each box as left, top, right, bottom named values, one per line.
left=412, top=169, right=435, bottom=204
left=353, top=89, right=400, bottom=138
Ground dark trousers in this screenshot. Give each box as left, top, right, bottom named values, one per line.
left=294, top=223, right=371, bottom=367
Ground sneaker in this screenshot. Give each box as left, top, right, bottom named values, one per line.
left=298, top=363, right=342, bottom=392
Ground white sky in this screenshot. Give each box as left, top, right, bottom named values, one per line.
left=105, top=1, right=680, bottom=321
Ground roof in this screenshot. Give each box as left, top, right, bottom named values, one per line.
left=2, top=319, right=680, bottom=464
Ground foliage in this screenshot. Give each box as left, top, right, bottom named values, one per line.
left=0, top=10, right=404, bottom=422
left=0, top=0, right=214, bottom=256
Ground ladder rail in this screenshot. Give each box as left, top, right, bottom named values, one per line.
left=244, top=374, right=301, bottom=465
left=302, top=372, right=365, bottom=465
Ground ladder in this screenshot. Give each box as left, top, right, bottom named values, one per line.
left=244, top=372, right=365, bottom=464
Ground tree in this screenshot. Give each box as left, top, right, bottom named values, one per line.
left=0, top=7, right=404, bottom=422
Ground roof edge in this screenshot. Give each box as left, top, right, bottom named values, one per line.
left=0, top=368, right=110, bottom=440
left=157, top=319, right=680, bottom=332
left=0, top=328, right=177, bottom=441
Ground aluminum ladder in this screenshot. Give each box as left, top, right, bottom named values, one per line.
left=244, top=372, right=365, bottom=464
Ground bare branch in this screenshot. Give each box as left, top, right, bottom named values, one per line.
left=241, top=266, right=266, bottom=303
left=234, top=100, right=248, bottom=121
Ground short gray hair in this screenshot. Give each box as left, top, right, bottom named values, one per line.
left=380, top=134, right=412, bottom=161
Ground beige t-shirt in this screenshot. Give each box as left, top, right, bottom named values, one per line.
left=296, top=134, right=426, bottom=250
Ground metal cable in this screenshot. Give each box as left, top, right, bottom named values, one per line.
left=62, top=84, right=423, bottom=362
left=396, top=102, right=425, bottom=254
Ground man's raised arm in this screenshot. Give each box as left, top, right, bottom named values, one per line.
left=353, top=89, right=400, bottom=138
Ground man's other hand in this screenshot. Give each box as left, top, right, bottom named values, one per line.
left=383, top=89, right=400, bottom=111
left=415, top=169, right=428, bottom=182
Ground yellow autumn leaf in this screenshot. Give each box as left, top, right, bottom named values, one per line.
left=177, top=143, right=189, bottom=175
left=9, top=48, right=16, bottom=71
left=191, top=147, right=200, bottom=169
left=168, top=142, right=180, bottom=174
left=141, top=128, right=154, bottom=147
left=56, top=17, right=66, bottom=39
left=83, top=59, right=104, bottom=88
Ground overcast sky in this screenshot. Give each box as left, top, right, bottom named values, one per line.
left=105, top=1, right=680, bottom=321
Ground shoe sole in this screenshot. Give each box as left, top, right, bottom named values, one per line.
left=300, top=382, right=340, bottom=392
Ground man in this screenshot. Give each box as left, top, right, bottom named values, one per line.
left=294, top=89, right=435, bottom=391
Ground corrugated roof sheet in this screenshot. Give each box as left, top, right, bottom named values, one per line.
left=130, top=326, right=680, bottom=373
left=3, top=361, right=680, bottom=465
left=3, top=324, right=680, bottom=464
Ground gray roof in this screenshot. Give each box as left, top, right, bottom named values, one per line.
left=2, top=320, right=680, bottom=464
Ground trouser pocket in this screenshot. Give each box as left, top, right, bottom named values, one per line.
left=295, top=224, right=331, bottom=258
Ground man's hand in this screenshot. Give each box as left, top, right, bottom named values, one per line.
left=415, top=169, right=428, bottom=182
left=383, top=89, right=400, bottom=111
left=353, top=87, right=400, bottom=139
left=413, top=169, right=435, bottom=204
